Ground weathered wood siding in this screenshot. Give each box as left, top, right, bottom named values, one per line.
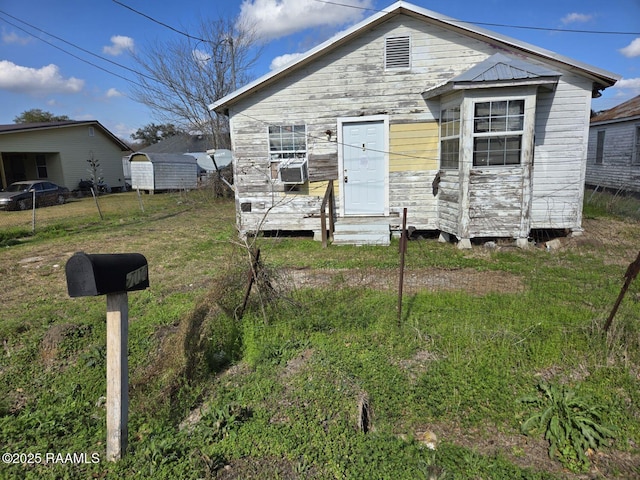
left=586, top=120, right=640, bottom=192
left=0, top=126, right=126, bottom=190
left=389, top=122, right=439, bottom=228
left=530, top=76, right=593, bottom=230
left=436, top=170, right=461, bottom=235
left=227, top=13, right=595, bottom=237
left=469, top=168, right=525, bottom=237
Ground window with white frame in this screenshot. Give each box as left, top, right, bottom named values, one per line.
left=633, top=126, right=640, bottom=165
left=595, top=130, right=605, bottom=165
left=268, top=124, right=307, bottom=179
left=473, top=99, right=524, bottom=167
left=440, top=106, right=460, bottom=169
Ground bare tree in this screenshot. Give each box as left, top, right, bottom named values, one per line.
left=130, top=16, right=260, bottom=149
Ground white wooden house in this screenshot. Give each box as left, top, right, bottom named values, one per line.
left=586, top=95, right=640, bottom=194
left=210, top=1, right=619, bottom=247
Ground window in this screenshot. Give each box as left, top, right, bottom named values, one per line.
left=473, top=100, right=524, bottom=166
left=440, top=106, right=460, bottom=169
left=595, top=130, right=605, bottom=165
left=269, top=124, right=307, bottom=180
left=385, top=35, right=411, bottom=70
left=633, top=126, right=640, bottom=166
left=88, top=126, right=95, bottom=137
left=36, top=155, right=48, bottom=178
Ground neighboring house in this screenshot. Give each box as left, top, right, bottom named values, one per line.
left=586, top=95, right=640, bottom=193
left=210, top=1, right=619, bottom=247
left=0, top=121, right=131, bottom=192
left=128, top=152, right=198, bottom=192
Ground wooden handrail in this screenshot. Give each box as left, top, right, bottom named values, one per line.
left=320, top=180, right=335, bottom=248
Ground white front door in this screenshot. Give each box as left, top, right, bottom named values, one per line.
left=341, top=119, right=387, bottom=215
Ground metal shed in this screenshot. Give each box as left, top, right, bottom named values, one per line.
left=129, top=152, right=198, bottom=192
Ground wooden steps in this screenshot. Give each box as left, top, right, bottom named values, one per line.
left=332, top=218, right=391, bottom=246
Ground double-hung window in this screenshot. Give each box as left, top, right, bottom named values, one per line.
left=440, top=106, right=460, bottom=170
left=268, top=124, right=307, bottom=179
left=473, top=99, right=524, bottom=167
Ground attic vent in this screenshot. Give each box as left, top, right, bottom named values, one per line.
left=385, top=35, right=411, bottom=70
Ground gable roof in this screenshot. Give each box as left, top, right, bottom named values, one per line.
left=139, top=134, right=210, bottom=154
left=210, top=1, right=619, bottom=114
left=590, top=95, right=640, bottom=125
left=0, top=120, right=131, bottom=151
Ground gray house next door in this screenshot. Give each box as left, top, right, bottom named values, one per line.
left=341, top=119, right=387, bottom=216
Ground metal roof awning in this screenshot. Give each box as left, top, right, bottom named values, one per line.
left=423, top=53, right=562, bottom=100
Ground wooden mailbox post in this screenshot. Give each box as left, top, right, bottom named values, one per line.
left=65, top=252, right=149, bottom=461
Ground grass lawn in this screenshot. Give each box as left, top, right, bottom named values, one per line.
left=0, top=189, right=639, bottom=479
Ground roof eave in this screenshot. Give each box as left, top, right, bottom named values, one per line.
left=591, top=115, right=640, bottom=126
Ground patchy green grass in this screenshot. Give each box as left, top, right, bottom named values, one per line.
left=1, top=190, right=639, bottom=479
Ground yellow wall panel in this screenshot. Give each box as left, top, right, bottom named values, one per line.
left=389, top=122, right=439, bottom=172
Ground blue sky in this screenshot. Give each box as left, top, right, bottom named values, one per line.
left=0, top=0, right=638, bottom=142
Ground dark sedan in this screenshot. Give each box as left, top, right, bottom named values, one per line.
left=0, top=181, right=69, bottom=211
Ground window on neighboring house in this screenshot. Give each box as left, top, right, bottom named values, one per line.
left=88, top=126, right=95, bottom=137
left=473, top=99, right=524, bottom=167
left=268, top=124, right=307, bottom=179
left=595, top=130, right=605, bottom=165
left=633, top=126, right=640, bottom=165
left=36, top=155, right=48, bottom=178
left=385, top=35, right=411, bottom=70
left=440, top=106, right=460, bottom=170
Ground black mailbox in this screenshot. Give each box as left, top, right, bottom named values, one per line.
left=65, top=252, right=149, bottom=297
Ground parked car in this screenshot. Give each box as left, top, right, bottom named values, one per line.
left=77, top=179, right=111, bottom=195
left=0, top=181, right=70, bottom=211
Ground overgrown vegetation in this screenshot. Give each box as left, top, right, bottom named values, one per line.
left=0, top=190, right=639, bottom=479
left=520, top=382, right=617, bottom=472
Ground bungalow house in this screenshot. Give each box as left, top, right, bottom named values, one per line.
left=210, top=1, right=619, bottom=247
left=586, top=95, right=640, bottom=194
left=0, top=120, right=131, bottom=192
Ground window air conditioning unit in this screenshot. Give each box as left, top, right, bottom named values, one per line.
left=278, top=158, right=308, bottom=184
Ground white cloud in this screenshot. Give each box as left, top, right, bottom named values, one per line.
left=615, top=77, right=640, bottom=90
left=1, top=28, right=33, bottom=46
left=192, top=49, right=211, bottom=68
left=106, top=88, right=124, bottom=98
left=102, top=35, right=134, bottom=56
left=561, top=12, right=593, bottom=24
left=0, top=61, right=84, bottom=95
left=620, top=38, right=640, bottom=58
left=238, top=0, right=374, bottom=40
left=270, top=52, right=305, bottom=70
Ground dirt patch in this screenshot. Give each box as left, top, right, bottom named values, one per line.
left=39, top=323, right=81, bottom=367
left=283, top=267, right=524, bottom=295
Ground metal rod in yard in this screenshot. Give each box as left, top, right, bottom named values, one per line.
left=91, top=187, right=104, bottom=220
left=31, top=189, right=36, bottom=232
left=397, top=208, right=408, bottom=327
left=136, top=189, right=144, bottom=213
left=604, top=250, right=640, bottom=333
